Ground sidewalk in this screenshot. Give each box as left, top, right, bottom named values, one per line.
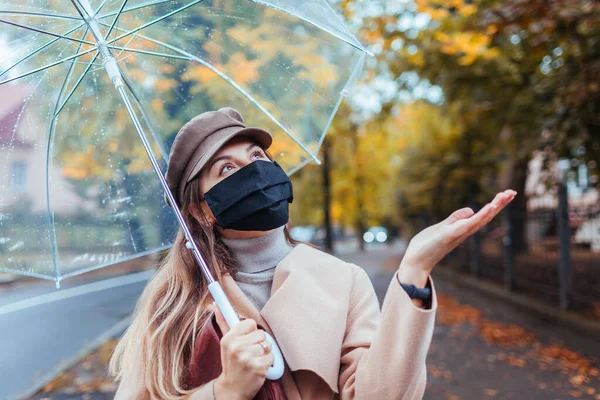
left=425, top=273, right=600, bottom=400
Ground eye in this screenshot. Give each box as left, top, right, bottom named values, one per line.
left=219, top=163, right=234, bottom=176
left=251, top=149, right=266, bottom=160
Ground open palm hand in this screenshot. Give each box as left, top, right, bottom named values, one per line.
left=400, top=189, right=517, bottom=278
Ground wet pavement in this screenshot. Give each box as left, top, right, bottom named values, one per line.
left=424, top=276, right=600, bottom=400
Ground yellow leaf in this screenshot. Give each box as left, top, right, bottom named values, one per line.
left=429, top=8, right=449, bottom=20
left=159, top=64, right=174, bottom=74
left=108, top=140, right=118, bottom=152
left=441, top=43, right=460, bottom=55
left=482, top=48, right=500, bottom=59
left=485, top=24, right=498, bottom=36
left=408, top=51, right=425, bottom=67
left=458, top=53, right=478, bottom=65
left=153, top=78, right=176, bottom=92
left=182, top=65, right=218, bottom=84
left=226, top=52, right=262, bottom=85
left=151, top=99, right=164, bottom=113
left=434, top=32, right=451, bottom=42
left=459, top=4, right=477, bottom=16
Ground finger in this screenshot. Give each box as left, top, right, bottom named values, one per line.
left=452, top=203, right=497, bottom=237
left=490, top=190, right=515, bottom=209
left=253, top=339, right=272, bottom=355
left=237, top=329, right=267, bottom=346
left=251, top=352, right=276, bottom=373
left=230, top=318, right=258, bottom=336
left=443, top=207, right=475, bottom=225
left=213, top=304, right=230, bottom=335
left=461, top=191, right=511, bottom=226
left=456, top=193, right=514, bottom=237
left=445, top=191, right=517, bottom=248
left=485, top=191, right=517, bottom=223
left=240, top=340, right=272, bottom=358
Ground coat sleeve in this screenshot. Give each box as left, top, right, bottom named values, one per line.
left=338, top=267, right=437, bottom=400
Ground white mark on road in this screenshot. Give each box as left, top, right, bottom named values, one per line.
left=0, top=269, right=154, bottom=316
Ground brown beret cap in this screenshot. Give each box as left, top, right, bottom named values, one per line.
left=165, top=107, right=272, bottom=207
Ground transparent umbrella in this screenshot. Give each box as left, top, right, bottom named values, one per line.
left=0, top=0, right=367, bottom=378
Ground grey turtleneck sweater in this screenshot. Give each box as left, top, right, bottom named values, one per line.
left=221, top=226, right=294, bottom=311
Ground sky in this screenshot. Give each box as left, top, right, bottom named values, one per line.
left=336, top=0, right=445, bottom=121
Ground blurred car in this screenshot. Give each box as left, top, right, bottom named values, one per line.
left=289, top=225, right=318, bottom=243
left=362, top=226, right=388, bottom=244
left=290, top=225, right=352, bottom=248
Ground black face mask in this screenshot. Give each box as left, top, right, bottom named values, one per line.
left=204, top=160, right=293, bottom=231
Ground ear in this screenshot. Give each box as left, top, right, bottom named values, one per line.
left=189, top=202, right=216, bottom=227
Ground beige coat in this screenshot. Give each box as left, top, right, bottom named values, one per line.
left=194, top=243, right=438, bottom=400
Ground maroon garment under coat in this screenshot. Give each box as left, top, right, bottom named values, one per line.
left=185, top=314, right=287, bottom=400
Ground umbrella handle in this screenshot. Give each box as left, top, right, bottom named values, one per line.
left=208, top=282, right=285, bottom=380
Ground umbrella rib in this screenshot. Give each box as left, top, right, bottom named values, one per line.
left=46, top=26, right=92, bottom=283
left=0, top=0, right=110, bottom=80
left=0, top=10, right=81, bottom=21
left=0, top=46, right=98, bottom=85
left=107, top=45, right=190, bottom=60
left=114, top=30, right=139, bottom=59
left=99, top=22, right=319, bottom=163
left=0, top=18, right=94, bottom=46
left=249, top=0, right=368, bottom=55
left=316, top=51, right=366, bottom=151
left=97, top=0, right=172, bottom=20
left=120, top=74, right=171, bottom=162
left=54, top=42, right=100, bottom=117
left=103, top=0, right=129, bottom=40
left=53, top=26, right=91, bottom=116
left=104, top=0, right=205, bottom=46
left=286, top=157, right=313, bottom=176
left=94, top=0, right=113, bottom=16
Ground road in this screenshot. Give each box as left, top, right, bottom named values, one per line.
left=0, top=270, right=154, bottom=400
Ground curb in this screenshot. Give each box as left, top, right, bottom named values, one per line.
left=15, top=315, right=132, bottom=400
left=432, top=266, right=600, bottom=339
left=0, top=274, right=28, bottom=285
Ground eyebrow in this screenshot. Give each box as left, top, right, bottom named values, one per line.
left=246, top=142, right=261, bottom=153
left=208, top=143, right=263, bottom=173
left=207, top=155, right=232, bottom=173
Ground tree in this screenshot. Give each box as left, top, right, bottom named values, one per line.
left=342, top=0, right=600, bottom=251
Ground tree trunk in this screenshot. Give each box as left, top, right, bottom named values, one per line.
left=322, top=138, right=334, bottom=252
left=503, top=156, right=529, bottom=254
left=352, top=125, right=366, bottom=252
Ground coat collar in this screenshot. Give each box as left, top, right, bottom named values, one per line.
left=220, top=244, right=347, bottom=394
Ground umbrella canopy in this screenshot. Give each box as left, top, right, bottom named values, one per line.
left=0, top=0, right=367, bottom=284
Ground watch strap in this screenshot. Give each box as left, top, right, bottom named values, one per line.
left=399, top=281, right=432, bottom=301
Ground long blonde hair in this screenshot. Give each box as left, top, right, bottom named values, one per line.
left=108, top=159, right=297, bottom=399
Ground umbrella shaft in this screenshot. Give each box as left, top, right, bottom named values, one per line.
left=72, top=0, right=215, bottom=283
left=71, top=0, right=122, bottom=85
left=115, top=84, right=216, bottom=285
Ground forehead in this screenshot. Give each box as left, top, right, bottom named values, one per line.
left=212, top=137, right=258, bottom=159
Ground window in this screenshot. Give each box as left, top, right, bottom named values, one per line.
left=10, top=161, right=26, bottom=192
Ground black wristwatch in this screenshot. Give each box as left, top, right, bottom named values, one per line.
left=399, top=282, right=432, bottom=302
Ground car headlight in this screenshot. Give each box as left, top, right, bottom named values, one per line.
left=363, top=232, right=375, bottom=243
left=376, top=232, right=387, bottom=242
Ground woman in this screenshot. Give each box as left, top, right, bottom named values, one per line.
left=110, top=107, right=516, bottom=399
